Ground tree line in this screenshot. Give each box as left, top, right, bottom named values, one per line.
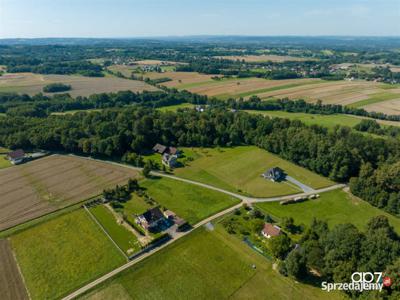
left=0, top=106, right=399, bottom=214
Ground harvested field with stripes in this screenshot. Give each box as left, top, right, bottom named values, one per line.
left=0, top=239, right=28, bottom=300
left=363, top=98, right=400, bottom=115
left=0, top=72, right=158, bottom=96
left=0, top=155, right=139, bottom=231
left=144, top=71, right=221, bottom=88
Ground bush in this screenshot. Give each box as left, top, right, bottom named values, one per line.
left=43, top=83, right=71, bottom=93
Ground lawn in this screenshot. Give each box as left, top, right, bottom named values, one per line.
left=89, top=205, right=141, bottom=255
left=174, top=146, right=333, bottom=197
left=10, top=209, right=126, bottom=300
left=81, top=226, right=342, bottom=300
left=256, top=189, right=400, bottom=233
left=140, top=177, right=241, bottom=224
left=0, top=154, right=11, bottom=169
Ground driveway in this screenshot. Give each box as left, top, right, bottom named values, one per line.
left=285, top=175, right=315, bottom=193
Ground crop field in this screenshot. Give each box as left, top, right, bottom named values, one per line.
left=0, top=72, right=158, bottom=96
left=216, top=54, right=313, bottom=62
left=256, top=189, right=400, bottom=233
left=89, top=205, right=141, bottom=255
left=179, top=77, right=320, bottom=98
left=245, top=110, right=400, bottom=128
left=141, top=177, right=240, bottom=224
left=81, top=226, right=341, bottom=300
left=256, top=80, right=400, bottom=106
left=144, top=71, right=221, bottom=88
left=0, top=155, right=139, bottom=231
left=10, top=209, right=126, bottom=300
left=0, top=239, right=29, bottom=300
left=363, top=98, right=400, bottom=115
left=174, top=146, right=333, bottom=197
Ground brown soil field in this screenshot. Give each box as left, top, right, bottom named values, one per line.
left=0, top=72, right=158, bottom=96
left=144, top=71, right=222, bottom=88
left=215, top=54, right=313, bottom=62
left=363, top=98, right=400, bottom=115
left=186, top=78, right=319, bottom=97
left=0, top=239, right=29, bottom=300
left=256, top=80, right=388, bottom=105
left=0, top=155, right=138, bottom=231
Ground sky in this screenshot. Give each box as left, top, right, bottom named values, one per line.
left=0, top=0, right=399, bottom=38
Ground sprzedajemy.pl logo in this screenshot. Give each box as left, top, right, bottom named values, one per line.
left=321, top=272, right=393, bottom=292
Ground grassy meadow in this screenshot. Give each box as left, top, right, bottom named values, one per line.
left=245, top=110, right=400, bottom=129
left=89, top=205, right=141, bottom=255
left=174, top=146, right=333, bottom=197
left=10, top=209, right=126, bottom=300
left=81, top=226, right=342, bottom=300
left=156, top=103, right=196, bottom=112
left=256, top=189, right=400, bottom=233
left=141, top=177, right=240, bottom=224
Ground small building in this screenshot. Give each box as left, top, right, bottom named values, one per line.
left=162, top=153, right=178, bottom=168
left=261, top=223, right=281, bottom=239
left=136, top=207, right=165, bottom=230
left=153, top=143, right=168, bottom=154
left=6, top=149, right=26, bottom=165
left=163, top=210, right=176, bottom=220
left=262, top=167, right=284, bottom=182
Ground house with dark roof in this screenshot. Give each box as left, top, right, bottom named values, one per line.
left=262, top=167, right=285, bottom=182
left=6, top=149, right=26, bottom=165
left=136, top=207, right=165, bottom=230
left=261, top=223, right=282, bottom=239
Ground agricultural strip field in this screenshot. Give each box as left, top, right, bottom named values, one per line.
left=174, top=146, right=333, bottom=197
left=0, top=239, right=28, bottom=300
left=256, top=189, right=400, bottom=233
left=215, top=54, right=313, bottom=62
left=0, top=155, right=139, bottom=231
left=245, top=110, right=400, bottom=129
left=256, top=80, right=400, bottom=107
left=80, top=226, right=341, bottom=300
left=10, top=209, right=126, bottom=300
left=0, top=72, right=158, bottom=96
left=179, top=77, right=320, bottom=98
left=143, top=71, right=221, bottom=88
left=89, top=205, right=141, bottom=255
left=363, top=98, right=400, bottom=115
left=141, top=177, right=241, bottom=224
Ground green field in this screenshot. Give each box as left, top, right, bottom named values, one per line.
left=157, top=103, right=196, bottom=112
left=141, top=177, right=240, bottom=224
left=81, top=226, right=342, bottom=300
left=51, top=108, right=103, bottom=115
left=245, top=110, right=362, bottom=129
left=256, top=189, right=400, bottom=233
left=174, top=146, right=333, bottom=197
left=11, top=209, right=126, bottom=300
left=89, top=205, right=141, bottom=255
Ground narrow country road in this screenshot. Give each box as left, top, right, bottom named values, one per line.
left=67, top=154, right=345, bottom=204
left=61, top=154, right=346, bottom=299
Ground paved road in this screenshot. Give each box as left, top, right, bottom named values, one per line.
left=61, top=154, right=345, bottom=299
